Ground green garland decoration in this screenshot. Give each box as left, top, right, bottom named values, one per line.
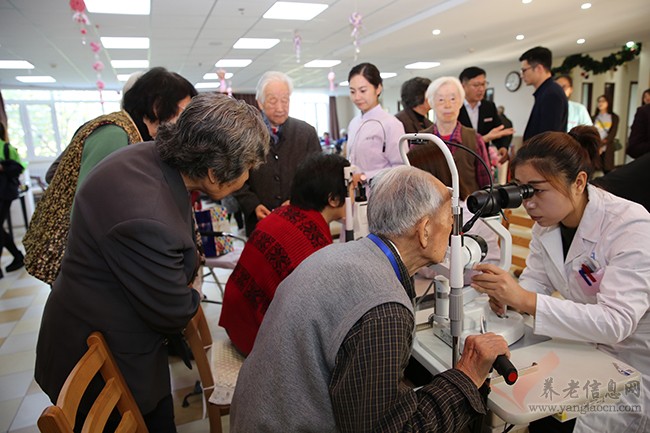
left=552, top=42, right=642, bottom=77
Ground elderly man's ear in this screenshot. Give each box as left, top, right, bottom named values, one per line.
left=416, top=216, right=431, bottom=249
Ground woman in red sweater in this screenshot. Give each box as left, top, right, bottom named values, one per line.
left=220, top=153, right=349, bottom=355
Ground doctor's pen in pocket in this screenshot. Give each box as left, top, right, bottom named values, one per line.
left=467, top=182, right=535, bottom=218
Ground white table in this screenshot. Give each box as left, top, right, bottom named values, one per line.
left=413, top=323, right=641, bottom=425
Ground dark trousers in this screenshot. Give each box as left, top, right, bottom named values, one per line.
left=0, top=199, right=21, bottom=258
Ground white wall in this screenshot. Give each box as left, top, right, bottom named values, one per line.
left=335, top=40, right=650, bottom=165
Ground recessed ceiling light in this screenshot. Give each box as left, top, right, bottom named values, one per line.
left=577, top=38, right=586, bottom=44
left=233, top=38, right=280, bottom=49
left=432, top=29, right=441, bottom=36
left=117, top=74, right=132, bottom=81
left=215, top=59, right=252, bottom=68
left=263, top=2, right=328, bottom=20
left=203, top=72, right=234, bottom=80
left=85, top=0, right=150, bottom=15
left=304, top=60, right=341, bottom=68
left=16, top=75, right=56, bottom=83
left=516, top=34, right=525, bottom=40
left=626, top=41, right=636, bottom=48
left=0, top=60, right=35, bottom=69
left=404, top=62, right=441, bottom=70
left=111, top=60, right=150, bottom=69
left=581, top=3, right=592, bottom=9
left=101, top=37, right=150, bottom=49
left=195, top=82, right=224, bottom=89
left=380, top=73, right=397, bottom=79
left=339, top=81, right=349, bottom=87
left=521, top=0, right=532, bottom=3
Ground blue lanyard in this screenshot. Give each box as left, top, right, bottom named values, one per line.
left=368, top=233, right=401, bottom=282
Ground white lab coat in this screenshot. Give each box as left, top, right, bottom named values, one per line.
left=347, top=104, right=405, bottom=179
left=520, top=185, right=650, bottom=432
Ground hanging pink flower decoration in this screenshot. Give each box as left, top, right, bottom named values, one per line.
left=349, top=12, right=363, bottom=56
left=92, top=61, right=104, bottom=72
left=70, top=0, right=86, bottom=12
left=90, top=41, right=101, bottom=53
left=72, top=11, right=90, bottom=25
left=80, top=28, right=87, bottom=35
left=293, top=31, right=302, bottom=63
left=217, top=69, right=227, bottom=93
left=328, top=71, right=335, bottom=92
left=96, top=80, right=105, bottom=90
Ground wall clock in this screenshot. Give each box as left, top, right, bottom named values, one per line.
left=505, top=71, right=522, bottom=92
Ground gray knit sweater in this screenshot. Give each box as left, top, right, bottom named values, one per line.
left=230, top=237, right=413, bottom=432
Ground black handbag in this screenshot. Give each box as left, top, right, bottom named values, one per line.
left=0, top=142, right=24, bottom=201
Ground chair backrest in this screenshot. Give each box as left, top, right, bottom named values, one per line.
left=37, top=332, right=149, bottom=433
left=503, top=208, right=534, bottom=273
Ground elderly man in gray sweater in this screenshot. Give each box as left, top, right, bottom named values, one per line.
left=230, top=165, right=509, bottom=432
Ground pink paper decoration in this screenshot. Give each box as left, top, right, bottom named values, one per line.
left=349, top=12, right=363, bottom=58
left=69, top=0, right=105, bottom=105
left=328, top=71, right=335, bottom=92
left=293, top=31, right=302, bottom=63
left=217, top=69, right=227, bottom=93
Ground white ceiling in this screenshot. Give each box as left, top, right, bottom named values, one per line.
left=1, top=0, right=649, bottom=94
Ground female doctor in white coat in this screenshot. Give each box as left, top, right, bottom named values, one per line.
left=472, top=126, right=650, bottom=433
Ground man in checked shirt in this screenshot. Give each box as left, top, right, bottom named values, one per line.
left=230, top=165, right=509, bottom=432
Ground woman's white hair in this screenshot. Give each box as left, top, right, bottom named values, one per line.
left=255, top=71, right=294, bottom=103
left=425, top=76, right=465, bottom=109
left=368, top=166, right=443, bottom=237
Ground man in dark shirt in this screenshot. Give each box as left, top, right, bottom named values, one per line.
left=458, top=66, right=514, bottom=161
left=519, top=46, right=568, bottom=141
left=395, top=77, right=433, bottom=133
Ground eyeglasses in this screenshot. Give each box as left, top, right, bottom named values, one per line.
left=520, top=66, right=534, bottom=74
left=470, top=81, right=489, bottom=89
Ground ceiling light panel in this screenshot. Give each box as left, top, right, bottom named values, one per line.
left=16, top=75, right=56, bottom=83
left=215, top=59, right=252, bottom=68
left=263, top=2, right=328, bottom=21
left=0, top=60, right=35, bottom=69
left=85, top=0, right=151, bottom=15
left=304, top=60, right=341, bottom=68
left=101, top=37, right=150, bottom=49
left=111, top=60, right=150, bottom=68
left=404, top=62, right=441, bottom=70
left=233, top=38, right=280, bottom=49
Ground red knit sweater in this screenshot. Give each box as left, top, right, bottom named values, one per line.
left=219, top=205, right=332, bottom=355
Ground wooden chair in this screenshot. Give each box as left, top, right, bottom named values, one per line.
left=37, top=332, right=148, bottom=433
left=183, top=304, right=244, bottom=433
left=503, top=208, right=534, bottom=276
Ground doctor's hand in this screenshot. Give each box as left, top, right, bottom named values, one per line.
left=471, top=263, right=537, bottom=316
left=456, top=333, right=510, bottom=388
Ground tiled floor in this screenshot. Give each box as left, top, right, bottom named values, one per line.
left=0, top=227, right=233, bottom=433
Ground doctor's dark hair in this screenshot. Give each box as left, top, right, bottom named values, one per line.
left=122, top=67, right=198, bottom=141
left=368, top=166, right=443, bottom=237
left=348, top=63, right=383, bottom=91
left=156, top=93, right=269, bottom=184
left=400, top=77, right=431, bottom=109
left=511, top=126, right=601, bottom=196
left=290, top=153, right=350, bottom=212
